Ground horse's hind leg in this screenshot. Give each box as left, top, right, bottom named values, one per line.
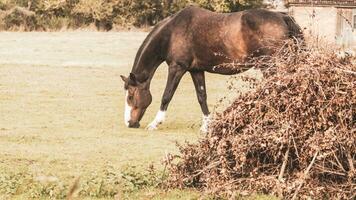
left=146, top=63, right=186, bottom=130
left=190, top=71, right=210, bottom=133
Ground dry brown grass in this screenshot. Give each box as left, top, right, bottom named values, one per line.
left=166, top=41, right=355, bottom=199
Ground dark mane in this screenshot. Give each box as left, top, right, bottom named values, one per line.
left=131, top=15, right=173, bottom=74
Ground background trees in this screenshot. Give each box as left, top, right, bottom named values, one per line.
left=0, top=0, right=264, bottom=31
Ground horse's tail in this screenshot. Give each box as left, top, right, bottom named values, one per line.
left=281, top=13, right=305, bottom=45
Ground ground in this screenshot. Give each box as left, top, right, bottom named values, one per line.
left=0, top=32, right=264, bottom=199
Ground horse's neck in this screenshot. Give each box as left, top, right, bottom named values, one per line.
left=131, top=45, right=164, bottom=84
left=131, top=18, right=171, bottom=85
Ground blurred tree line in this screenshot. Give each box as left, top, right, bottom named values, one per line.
left=0, top=0, right=264, bottom=31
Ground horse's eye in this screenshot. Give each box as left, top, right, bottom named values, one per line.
left=128, top=96, right=133, bottom=101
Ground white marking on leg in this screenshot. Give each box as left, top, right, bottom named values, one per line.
left=146, top=110, right=166, bottom=131
left=200, top=86, right=204, bottom=91
left=200, top=114, right=211, bottom=133
left=124, top=91, right=132, bottom=127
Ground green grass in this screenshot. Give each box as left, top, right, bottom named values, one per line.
left=0, top=32, right=265, bottom=199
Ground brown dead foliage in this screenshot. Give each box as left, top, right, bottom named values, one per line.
left=166, top=42, right=355, bottom=199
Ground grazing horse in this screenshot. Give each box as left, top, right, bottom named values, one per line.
left=120, top=6, right=303, bottom=131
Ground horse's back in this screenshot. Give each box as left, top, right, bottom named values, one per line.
left=164, top=7, right=301, bottom=69
left=166, top=6, right=234, bottom=66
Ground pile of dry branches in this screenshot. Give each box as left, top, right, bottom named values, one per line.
left=166, top=42, right=355, bottom=199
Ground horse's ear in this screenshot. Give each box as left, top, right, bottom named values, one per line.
left=120, top=75, right=128, bottom=83
left=129, top=73, right=136, bottom=81
left=129, top=73, right=137, bottom=86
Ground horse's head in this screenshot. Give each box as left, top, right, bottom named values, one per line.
left=120, top=73, right=152, bottom=128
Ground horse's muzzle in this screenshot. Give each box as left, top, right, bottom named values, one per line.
left=128, top=121, right=140, bottom=128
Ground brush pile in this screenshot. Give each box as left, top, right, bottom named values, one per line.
left=166, top=43, right=355, bottom=199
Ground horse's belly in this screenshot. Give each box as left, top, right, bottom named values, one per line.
left=191, top=41, right=249, bottom=71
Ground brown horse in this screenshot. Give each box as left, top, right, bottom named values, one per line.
left=120, top=6, right=303, bottom=131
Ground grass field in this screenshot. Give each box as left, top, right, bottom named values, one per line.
left=0, top=32, right=262, bottom=199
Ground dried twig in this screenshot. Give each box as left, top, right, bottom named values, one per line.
left=278, top=146, right=290, bottom=181
left=346, top=152, right=355, bottom=175
left=335, top=68, right=356, bottom=75
left=291, top=151, right=319, bottom=200
left=277, top=146, right=290, bottom=198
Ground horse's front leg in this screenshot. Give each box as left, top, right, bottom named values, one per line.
left=146, top=63, right=186, bottom=130
left=190, top=71, right=210, bottom=133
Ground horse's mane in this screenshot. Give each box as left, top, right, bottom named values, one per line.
left=132, top=15, right=174, bottom=72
